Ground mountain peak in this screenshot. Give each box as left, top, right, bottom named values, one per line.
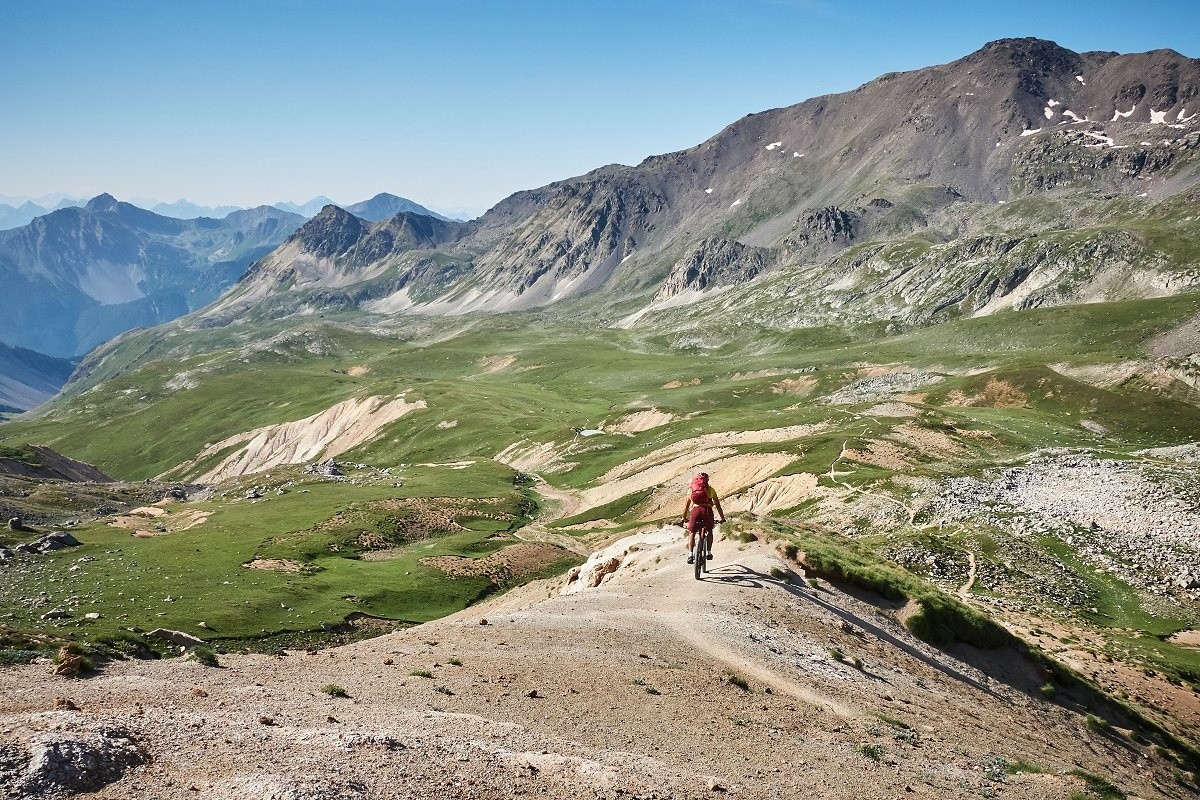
left=84, top=193, right=120, bottom=212
left=312, top=204, right=357, bottom=222
left=289, top=205, right=367, bottom=258
left=962, top=37, right=1082, bottom=75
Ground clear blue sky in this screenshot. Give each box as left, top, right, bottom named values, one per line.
left=3, top=0, right=1198, bottom=217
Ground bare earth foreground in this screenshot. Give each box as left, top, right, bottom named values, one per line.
left=0, top=530, right=1184, bottom=800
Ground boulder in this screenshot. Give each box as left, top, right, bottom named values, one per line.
left=146, top=628, right=204, bottom=647
left=16, top=727, right=146, bottom=795
left=7, top=517, right=23, bottom=531
left=52, top=649, right=85, bottom=677
left=307, top=458, right=344, bottom=477
left=35, top=531, right=81, bottom=552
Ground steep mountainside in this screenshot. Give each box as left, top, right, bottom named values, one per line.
left=0, top=343, right=73, bottom=414
left=0, top=195, right=304, bottom=356
left=195, top=38, right=1200, bottom=328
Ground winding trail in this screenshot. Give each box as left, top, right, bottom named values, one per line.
left=511, top=476, right=590, bottom=554
left=827, top=438, right=919, bottom=526
left=958, top=551, right=978, bottom=597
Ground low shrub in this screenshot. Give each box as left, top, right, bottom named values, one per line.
left=189, top=647, right=220, bottom=668
left=321, top=684, right=349, bottom=698
left=723, top=672, right=749, bottom=691
left=904, top=591, right=1015, bottom=649
left=858, top=743, right=884, bottom=761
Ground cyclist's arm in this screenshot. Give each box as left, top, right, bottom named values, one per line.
left=714, top=496, right=726, bottom=523
left=681, top=496, right=692, bottom=523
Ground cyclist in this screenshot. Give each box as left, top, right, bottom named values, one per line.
left=681, top=472, right=725, bottom=564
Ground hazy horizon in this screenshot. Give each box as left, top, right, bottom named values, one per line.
left=4, top=0, right=1199, bottom=218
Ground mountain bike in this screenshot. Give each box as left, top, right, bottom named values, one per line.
left=690, top=520, right=722, bottom=580
left=692, top=530, right=708, bottom=580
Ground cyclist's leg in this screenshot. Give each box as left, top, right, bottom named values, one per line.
left=686, top=505, right=703, bottom=555
left=702, top=508, right=715, bottom=558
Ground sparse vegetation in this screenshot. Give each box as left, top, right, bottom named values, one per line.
left=857, top=743, right=884, bottom=761
left=320, top=684, right=349, bottom=698
left=723, top=671, right=750, bottom=691
left=1068, top=768, right=1125, bottom=799
left=409, top=669, right=433, bottom=679
left=190, top=646, right=220, bottom=668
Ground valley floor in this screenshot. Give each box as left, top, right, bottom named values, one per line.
left=0, top=531, right=1186, bottom=800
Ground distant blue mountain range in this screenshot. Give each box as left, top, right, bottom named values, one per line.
left=0, top=192, right=457, bottom=230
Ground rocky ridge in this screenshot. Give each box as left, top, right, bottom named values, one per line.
left=190, top=38, right=1200, bottom=330
left=0, top=196, right=305, bottom=357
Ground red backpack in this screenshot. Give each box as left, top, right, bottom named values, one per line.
left=689, top=473, right=713, bottom=506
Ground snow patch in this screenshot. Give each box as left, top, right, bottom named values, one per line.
left=764, top=141, right=783, bottom=151
left=1112, top=105, right=1135, bottom=121
left=1047, top=99, right=1060, bottom=108
left=1061, top=110, right=1086, bottom=123
left=1150, top=109, right=1168, bottom=124
left=1076, top=75, right=1086, bottom=84
left=730, top=199, right=742, bottom=209
left=793, top=152, right=804, bottom=158
left=1020, top=127, right=1043, bottom=137
left=704, top=188, right=713, bottom=194
left=1179, top=108, right=1196, bottom=123
left=1137, top=192, right=1149, bottom=198
left=1044, top=107, right=1055, bottom=119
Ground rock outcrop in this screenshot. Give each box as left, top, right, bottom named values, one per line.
left=655, top=237, right=776, bottom=301
left=0, top=446, right=112, bottom=483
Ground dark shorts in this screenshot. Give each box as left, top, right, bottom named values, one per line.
left=687, top=504, right=715, bottom=535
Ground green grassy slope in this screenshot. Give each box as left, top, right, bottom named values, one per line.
left=0, top=296, right=1196, bottom=711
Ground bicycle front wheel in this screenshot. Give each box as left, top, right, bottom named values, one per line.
left=693, top=539, right=704, bottom=580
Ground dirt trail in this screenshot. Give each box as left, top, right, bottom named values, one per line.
left=0, top=533, right=1177, bottom=799
left=958, top=552, right=978, bottom=597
